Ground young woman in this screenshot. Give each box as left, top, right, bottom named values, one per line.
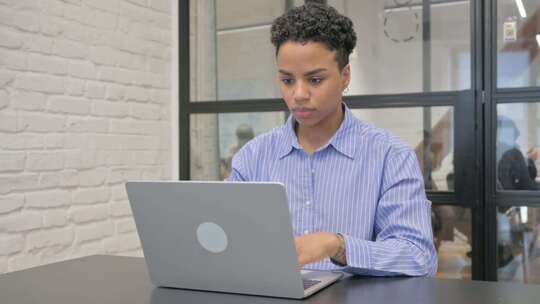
left=228, top=3, right=437, bottom=277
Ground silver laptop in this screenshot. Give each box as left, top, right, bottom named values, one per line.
left=126, top=181, right=343, bottom=299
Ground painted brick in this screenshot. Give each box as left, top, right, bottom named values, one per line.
left=15, top=74, right=64, bottom=94
left=40, top=15, right=63, bottom=37
left=0, top=235, right=24, bottom=256
left=107, top=169, right=140, bottom=185
left=0, top=212, right=42, bottom=232
left=88, top=46, right=118, bottom=66
left=0, top=194, right=24, bottom=214
left=0, top=174, right=40, bottom=194
left=103, top=232, right=140, bottom=253
left=72, top=188, right=110, bottom=205
left=0, top=5, right=14, bottom=27
left=0, top=49, right=27, bottom=71
left=116, top=218, right=136, bottom=234
left=92, top=101, right=130, bottom=117
left=78, top=168, right=108, bottom=187
left=54, top=39, right=88, bottom=59
left=97, top=67, right=132, bottom=85
left=7, top=254, right=41, bottom=273
left=28, top=54, right=68, bottom=75
left=0, top=0, right=172, bottom=274
left=42, top=210, right=69, bottom=228
left=131, top=103, right=161, bottom=120
left=105, top=84, right=125, bottom=101
left=123, top=135, right=159, bottom=150
left=0, top=152, right=26, bottom=172
left=65, top=117, right=109, bottom=133
left=83, top=0, right=119, bottom=14
left=24, top=34, right=55, bottom=54
left=48, top=96, right=90, bottom=115
left=109, top=200, right=132, bottom=216
left=97, top=150, right=132, bottom=166
left=26, top=228, right=74, bottom=251
left=75, top=221, right=114, bottom=243
left=64, top=150, right=99, bottom=169
left=125, top=86, right=150, bottom=102
left=0, top=90, right=8, bottom=109
left=0, top=113, right=19, bottom=132
left=62, top=20, right=88, bottom=42
left=150, top=0, right=171, bottom=13
left=111, top=185, right=127, bottom=201
left=45, top=134, right=65, bottom=149
left=12, top=91, right=47, bottom=111
left=25, top=190, right=71, bottom=208
left=26, top=152, right=64, bottom=171
left=133, top=151, right=161, bottom=165
left=65, top=78, right=85, bottom=96
left=84, top=9, right=117, bottom=31
left=0, top=28, right=23, bottom=48
left=70, top=205, right=109, bottom=224
left=17, top=113, right=65, bottom=133
left=0, top=70, right=15, bottom=87
left=85, top=81, right=106, bottom=99
left=68, top=60, right=96, bottom=80
left=59, top=170, right=79, bottom=187
left=0, top=134, right=45, bottom=150
left=13, top=11, right=40, bottom=32
left=110, top=120, right=159, bottom=135
left=39, top=172, right=61, bottom=189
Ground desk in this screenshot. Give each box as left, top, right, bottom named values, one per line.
left=1, top=255, right=539, bottom=304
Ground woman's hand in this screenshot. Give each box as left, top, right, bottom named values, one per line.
left=294, top=232, right=340, bottom=267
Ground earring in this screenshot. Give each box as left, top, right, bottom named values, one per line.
left=343, top=87, right=349, bottom=94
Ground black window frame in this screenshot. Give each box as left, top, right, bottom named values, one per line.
left=180, top=0, right=486, bottom=280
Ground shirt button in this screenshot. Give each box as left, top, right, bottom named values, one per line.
left=311, top=169, right=315, bottom=174
left=306, top=201, right=311, bottom=206
left=304, top=230, right=309, bottom=234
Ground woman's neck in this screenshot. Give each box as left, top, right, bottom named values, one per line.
left=296, top=105, right=344, bottom=155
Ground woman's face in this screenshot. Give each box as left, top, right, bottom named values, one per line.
left=276, top=41, right=350, bottom=130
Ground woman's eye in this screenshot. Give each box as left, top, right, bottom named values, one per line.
left=281, top=78, right=294, bottom=85
left=310, top=78, right=323, bottom=85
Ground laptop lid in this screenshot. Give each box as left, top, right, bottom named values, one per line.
left=126, top=181, right=310, bottom=299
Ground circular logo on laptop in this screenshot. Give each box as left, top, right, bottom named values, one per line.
left=196, top=222, right=228, bottom=253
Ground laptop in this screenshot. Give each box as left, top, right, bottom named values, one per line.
left=126, top=181, right=343, bottom=299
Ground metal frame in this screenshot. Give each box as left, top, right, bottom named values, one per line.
left=179, top=0, right=190, bottom=182
left=484, top=0, right=540, bottom=281
left=180, top=0, right=486, bottom=280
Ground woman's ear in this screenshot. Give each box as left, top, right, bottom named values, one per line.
left=341, top=64, right=351, bottom=90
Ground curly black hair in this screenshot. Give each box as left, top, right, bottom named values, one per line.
left=270, top=3, right=357, bottom=70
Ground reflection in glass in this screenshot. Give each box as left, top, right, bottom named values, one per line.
left=190, top=0, right=284, bottom=101
left=432, top=206, right=472, bottom=280
left=190, top=112, right=285, bottom=180
left=190, top=0, right=471, bottom=102
left=352, top=106, right=454, bottom=191
left=342, top=0, right=470, bottom=95
left=498, top=206, right=540, bottom=284
left=496, top=104, right=540, bottom=191
left=497, top=0, right=540, bottom=88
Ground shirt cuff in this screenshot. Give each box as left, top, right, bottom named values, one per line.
left=341, top=233, right=372, bottom=270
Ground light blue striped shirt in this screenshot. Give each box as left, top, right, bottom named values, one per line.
left=228, top=104, right=437, bottom=276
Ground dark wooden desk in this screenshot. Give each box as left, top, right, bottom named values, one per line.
left=1, top=255, right=539, bottom=304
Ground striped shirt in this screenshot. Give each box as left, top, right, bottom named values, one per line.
left=228, top=104, right=438, bottom=276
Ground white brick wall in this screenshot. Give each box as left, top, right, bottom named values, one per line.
left=0, top=0, right=173, bottom=273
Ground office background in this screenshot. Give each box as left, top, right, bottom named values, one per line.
left=1, top=0, right=540, bottom=288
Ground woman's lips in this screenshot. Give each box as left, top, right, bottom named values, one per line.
left=293, top=108, right=316, bottom=119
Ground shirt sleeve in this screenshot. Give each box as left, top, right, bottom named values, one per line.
left=340, top=148, right=438, bottom=277
left=226, top=145, right=251, bottom=182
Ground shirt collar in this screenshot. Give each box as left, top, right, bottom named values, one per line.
left=277, top=103, right=358, bottom=160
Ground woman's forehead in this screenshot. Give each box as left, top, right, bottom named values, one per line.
left=276, top=41, right=339, bottom=72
